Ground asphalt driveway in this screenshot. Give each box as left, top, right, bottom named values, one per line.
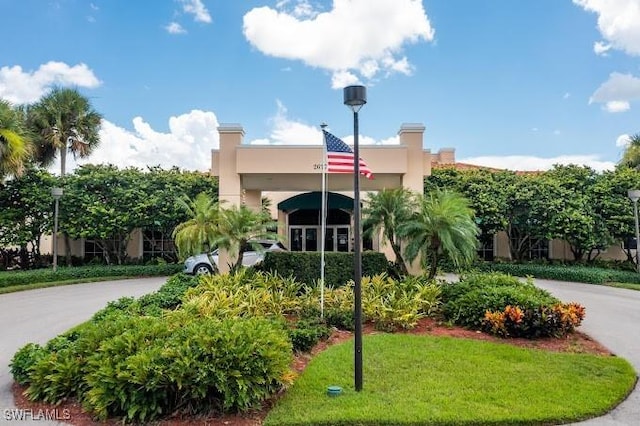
left=0, top=277, right=166, bottom=425
left=532, top=278, right=640, bottom=425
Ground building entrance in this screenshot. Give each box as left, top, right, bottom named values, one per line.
left=290, top=225, right=350, bottom=252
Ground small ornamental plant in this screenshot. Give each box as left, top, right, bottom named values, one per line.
left=482, top=302, right=586, bottom=338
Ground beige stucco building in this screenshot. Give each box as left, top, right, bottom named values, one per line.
left=39, top=122, right=633, bottom=267
left=209, top=122, right=456, bottom=271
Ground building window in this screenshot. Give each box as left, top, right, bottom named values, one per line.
left=622, top=237, right=637, bottom=250
left=84, top=239, right=104, bottom=262
left=143, top=230, right=176, bottom=261
left=509, top=236, right=549, bottom=260
left=477, top=234, right=494, bottom=261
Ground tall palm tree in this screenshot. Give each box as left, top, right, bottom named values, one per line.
left=214, top=204, right=278, bottom=273
left=173, top=192, right=221, bottom=274
left=398, top=189, right=479, bottom=279
left=27, top=87, right=102, bottom=176
left=362, top=187, right=416, bottom=276
left=0, top=99, right=32, bottom=179
left=620, top=133, right=640, bottom=170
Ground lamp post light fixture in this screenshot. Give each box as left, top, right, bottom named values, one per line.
left=343, top=84, right=366, bottom=392
left=51, top=187, right=63, bottom=272
left=628, top=189, right=640, bottom=273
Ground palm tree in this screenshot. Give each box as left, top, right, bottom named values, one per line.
left=27, top=87, right=102, bottom=176
left=620, top=133, right=640, bottom=169
left=398, top=189, right=479, bottom=279
left=214, top=204, right=279, bottom=273
left=173, top=192, right=221, bottom=274
left=362, top=187, right=416, bottom=276
left=0, top=99, right=32, bottom=179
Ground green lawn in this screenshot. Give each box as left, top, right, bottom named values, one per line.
left=265, top=334, right=636, bottom=425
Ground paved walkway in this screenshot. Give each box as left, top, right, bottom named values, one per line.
left=0, top=278, right=166, bottom=425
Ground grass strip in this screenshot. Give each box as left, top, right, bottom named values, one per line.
left=265, top=334, right=636, bottom=426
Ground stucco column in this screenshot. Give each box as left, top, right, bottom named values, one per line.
left=398, top=123, right=426, bottom=194
left=217, top=124, right=245, bottom=273
left=398, top=123, right=427, bottom=275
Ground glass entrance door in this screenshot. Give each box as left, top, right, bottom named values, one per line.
left=289, top=226, right=349, bottom=252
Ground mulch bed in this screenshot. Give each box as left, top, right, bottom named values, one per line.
left=12, top=318, right=613, bottom=425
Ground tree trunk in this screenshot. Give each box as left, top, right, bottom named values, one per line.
left=390, top=240, right=408, bottom=276
left=60, top=146, right=67, bottom=177
left=428, top=250, right=438, bottom=279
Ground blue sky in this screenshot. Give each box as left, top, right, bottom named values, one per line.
left=1, top=0, right=639, bottom=173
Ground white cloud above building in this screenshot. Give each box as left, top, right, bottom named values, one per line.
left=574, top=0, right=640, bottom=56
left=179, top=0, right=212, bottom=24
left=243, top=0, right=435, bottom=89
left=589, top=72, right=640, bottom=112
left=0, top=62, right=101, bottom=104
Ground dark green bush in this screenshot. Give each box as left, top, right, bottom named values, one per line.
left=474, top=262, right=640, bottom=285
left=288, top=318, right=331, bottom=352
left=0, top=264, right=182, bottom=288
left=441, top=273, right=570, bottom=337
left=83, top=316, right=292, bottom=422
left=9, top=343, right=46, bottom=385
left=258, top=251, right=388, bottom=287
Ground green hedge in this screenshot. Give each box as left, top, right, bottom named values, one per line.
left=442, top=272, right=585, bottom=338
left=257, top=251, right=389, bottom=287
left=0, top=264, right=183, bottom=288
left=475, top=262, right=640, bottom=285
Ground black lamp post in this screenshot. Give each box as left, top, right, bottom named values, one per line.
left=343, top=85, right=366, bottom=392
left=51, top=187, right=63, bottom=272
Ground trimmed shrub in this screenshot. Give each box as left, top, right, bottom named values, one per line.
left=83, top=316, right=292, bottom=422
left=442, top=272, right=585, bottom=338
left=0, top=264, right=182, bottom=289
left=288, top=318, right=331, bottom=352
left=9, top=343, right=46, bottom=385
left=257, top=251, right=388, bottom=287
left=475, top=262, right=640, bottom=285
left=300, top=273, right=442, bottom=331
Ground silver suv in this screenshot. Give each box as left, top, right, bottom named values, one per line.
left=183, top=240, right=286, bottom=275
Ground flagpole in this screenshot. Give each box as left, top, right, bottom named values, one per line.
left=320, top=124, right=328, bottom=319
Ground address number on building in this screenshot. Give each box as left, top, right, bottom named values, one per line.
left=313, top=163, right=327, bottom=170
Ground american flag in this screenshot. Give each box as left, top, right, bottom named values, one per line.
left=323, top=130, right=374, bottom=179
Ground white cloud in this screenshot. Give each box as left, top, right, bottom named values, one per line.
left=166, top=22, right=187, bottom=34
left=0, top=61, right=101, bottom=104
left=54, top=110, right=219, bottom=174
left=617, top=133, right=632, bottom=147
left=594, top=41, right=612, bottom=55
left=243, top=0, right=435, bottom=88
left=460, top=155, right=616, bottom=172
left=179, top=0, right=212, bottom=24
left=589, top=72, right=640, bottom=111
left=604, top=100, right=631, bottom=112
left=247, top=100, right=399, bottom=145
left=563, top=92, right=570, bottom=99
left=574, top=0, right=640, bottom=56
left=553, top=130, right=561, bottom=135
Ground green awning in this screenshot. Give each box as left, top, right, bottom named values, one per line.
left=277, top=191, right=353, bottom=212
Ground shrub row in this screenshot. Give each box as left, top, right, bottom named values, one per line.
left=299, top=274, right=442, bottom=331
left=257, top=251, right=389, bottom=287
left=13, top=314, right=292, bottom=422
left=442, top=272, right=585, bottom=338
left=475, top=262, right=640, bottom=285
left=0, top=264, right=183, bottom=288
